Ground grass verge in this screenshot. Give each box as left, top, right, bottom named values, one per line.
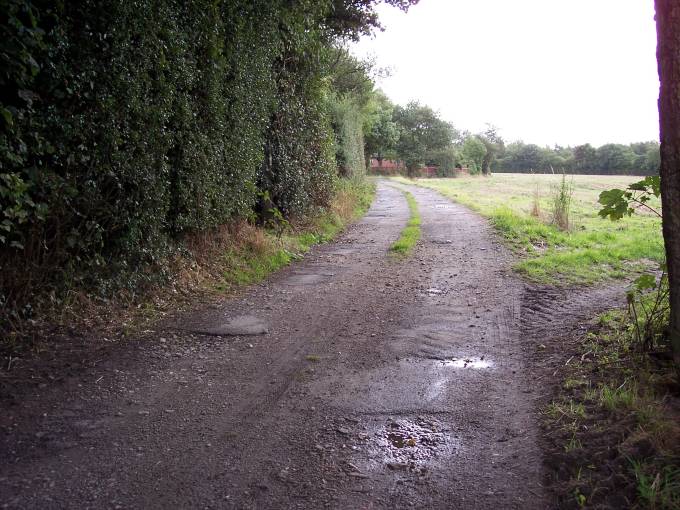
left=391, top=174, right=663, bottom=286
left=214, top=179, right=374, bottom=290
left=542, top=310, right=680, bottom=509
left=389, top=190, right=421, bottom=258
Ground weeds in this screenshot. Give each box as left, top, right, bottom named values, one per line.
left=551, top=172, right=574, bottom=231
left=531, top=180, right=542, bottom=218
left=599, top=380, right=637, bottom=411
left=543, top=304, right=680, bottom=509
left=626, top=271, right=670, bottom=352
left=565, top=434, right=583, bottom=452
left=574, top=488, right=587, bottom=508
left=631, top=461, right=680, bottom=510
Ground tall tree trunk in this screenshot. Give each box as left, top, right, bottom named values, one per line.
left=655, top=0, right=680, bottom=369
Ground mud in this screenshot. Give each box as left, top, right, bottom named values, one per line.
left=0, top=180, right=626, bottom=509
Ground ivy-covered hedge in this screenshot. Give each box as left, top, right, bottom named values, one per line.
left=1, top=0, right=385, bottom=310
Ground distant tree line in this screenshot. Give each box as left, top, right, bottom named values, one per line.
left=494, top=141, right=660, bottom=176
left=366, top=92, right=660, bottom=177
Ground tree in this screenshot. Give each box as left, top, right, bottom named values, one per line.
left=324, top=0, right=420, bottom=41
left=644, top=144, right=661, bottom=175
left=477, top=124, right=504, bottom=176
left=655, top=0, right=680, bottom=370
left=514, top=143, right=545, bottom=171
left=572, top=144, right=598, bottom=172
left=363, top=90, right=399, bottom=165
left=427, top=146, right=461, bottom=176
left=393, top=101, right=455, bottom=177
left=460, top=137, right=486, bottom=174
left=326, top=48, right=375, bottom=177
left=596, top=144, right=636, bottom=174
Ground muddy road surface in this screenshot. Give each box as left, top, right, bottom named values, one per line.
left=1, top=181, right=618, bottom=509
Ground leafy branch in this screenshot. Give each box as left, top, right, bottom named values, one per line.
left=598, top=175, right=661, bottom=220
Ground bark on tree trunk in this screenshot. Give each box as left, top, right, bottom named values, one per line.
left=655, top=0, right=680, bottom=369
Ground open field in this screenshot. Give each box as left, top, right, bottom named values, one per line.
left=393, top=173, right=664, bottom=285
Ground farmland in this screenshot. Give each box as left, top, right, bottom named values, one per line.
left=393, top=173, right=664, bottom=285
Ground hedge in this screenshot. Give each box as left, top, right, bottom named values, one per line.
left=1, top=0, right=371, bottom=311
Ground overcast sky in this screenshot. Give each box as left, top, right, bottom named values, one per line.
left=352, top=0, right=660, bottom=147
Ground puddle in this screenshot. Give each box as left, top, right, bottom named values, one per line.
left=360, top=417, right=456, bottom=473
left=189, top=315, right=269, bottom=336
left=440, top=357, right=493, bottom=369
left=284, top=273, right=329, bottom=286
left=327, top=247, right=359, bottom=256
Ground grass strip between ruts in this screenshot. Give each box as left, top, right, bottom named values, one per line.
left=389, top=190, right=421, bottom=258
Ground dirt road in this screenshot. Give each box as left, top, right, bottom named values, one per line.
left=2, top=180, right=621, bottom=509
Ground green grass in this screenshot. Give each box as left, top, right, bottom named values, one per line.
left=599, top=381, right=638, bottom=411
left=632, top=461, right=680, bottom=510
left=389, top=190, right=421, bottom=257
left=393, top=173, right=663, bottom=285
left=219, top=246, right=297, bottom=289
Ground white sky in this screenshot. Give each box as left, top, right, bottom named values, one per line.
left=352, top=0, right=660, bottom=147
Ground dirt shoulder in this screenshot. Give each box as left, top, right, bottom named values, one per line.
left=0, top=180, right=631, bottom=509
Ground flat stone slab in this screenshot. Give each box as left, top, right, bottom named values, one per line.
left=192, top=315, right=269, bottom=336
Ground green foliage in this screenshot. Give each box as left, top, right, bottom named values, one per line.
left=1, top=1, right=286, bottom=282
left=631, top=461, right=680, bottom=510
left=393, top=102, right=455, bottom=176
left=428, top=146, right=460, bottom=176
left=598, top=174, right=669, bottom=360
left=496, top=140, right=660, bottom=175
left=0, top=0, right=408, bottom=319
left=598, top=176, right=661, bottom=220
left=363, top=89, right=399, bottom=162
left=476, top=124, right=504, bottom=175
left=625, top=271, right=670, bottom=352
left=326, top=48, right=374, bottom=178
left=550, top=173, right=574, bottom=230
left=329, top=92, right=366, bottom=178
left=461, top=137, right=487, bottom=174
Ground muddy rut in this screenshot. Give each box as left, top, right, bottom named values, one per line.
left=1, top=181, right=625, bottom=509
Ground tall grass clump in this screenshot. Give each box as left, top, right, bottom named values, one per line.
left=551, top=173, right=575, bottom=230
left=531, top=181, right=542, bottom=218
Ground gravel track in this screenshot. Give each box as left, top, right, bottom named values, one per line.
left=1, top=180, right=626, bottom=509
